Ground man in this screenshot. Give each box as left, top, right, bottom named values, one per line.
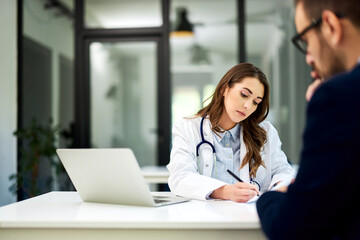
left=256, top=0, right=360, bottom=239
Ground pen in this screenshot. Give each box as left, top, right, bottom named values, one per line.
left=227, top=169, right=243, bottom=182
left=227, top=169, right=260, bottom=196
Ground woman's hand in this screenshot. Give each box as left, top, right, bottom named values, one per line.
left=210, top=182, right=259, bottom=203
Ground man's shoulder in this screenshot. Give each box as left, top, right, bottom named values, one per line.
left=324, top=64, right=360, bottom=91
left=305, top=65, right=360, bottom=139
left=311, top=65, right=360, bottom=104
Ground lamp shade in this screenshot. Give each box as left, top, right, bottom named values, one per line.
left=170, top=7, right=194, bottom=37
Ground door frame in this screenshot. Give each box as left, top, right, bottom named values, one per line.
left=74, top=0, right=170, bottom=166
left=84, top=36, right=165, bottom=166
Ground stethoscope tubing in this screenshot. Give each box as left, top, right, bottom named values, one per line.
left=196, top=116, right=215, bottom=157
left=195, top=116, right=260, bottom=191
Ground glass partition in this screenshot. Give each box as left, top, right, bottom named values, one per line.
left=90, top=41, right=158, bottom=166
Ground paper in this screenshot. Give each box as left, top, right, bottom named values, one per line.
left=246, top=195, right=259, bottom=203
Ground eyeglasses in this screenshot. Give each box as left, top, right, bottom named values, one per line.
left=291, top=13, right=344, bottom=54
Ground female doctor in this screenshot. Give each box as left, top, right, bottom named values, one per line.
left=167, top=63, right=295, bottom=203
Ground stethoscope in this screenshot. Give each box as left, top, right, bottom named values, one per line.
left=195, top=116, right=261, bottom=191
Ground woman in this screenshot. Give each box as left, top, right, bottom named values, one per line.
left=167, top=63, right=295, bottom=203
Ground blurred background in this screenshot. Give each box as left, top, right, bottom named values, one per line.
left=1, top=0, right=311, bottom=205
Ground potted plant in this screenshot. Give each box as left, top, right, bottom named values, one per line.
left=9, top=118, right=65, bottom=199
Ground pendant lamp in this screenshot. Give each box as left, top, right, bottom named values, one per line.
left=170, top=7, right=194, bottom=37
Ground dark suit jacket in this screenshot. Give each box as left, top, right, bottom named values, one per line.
left=257, top=64, right=360, bottom=240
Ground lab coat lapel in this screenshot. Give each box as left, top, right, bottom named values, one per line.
left=239, top=126, right=250, bottom=183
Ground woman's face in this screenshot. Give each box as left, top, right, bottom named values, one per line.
left=221, top=77, right=264, bottom=130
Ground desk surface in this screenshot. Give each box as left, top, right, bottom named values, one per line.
left=141, top=166, right=169, bottom=184
left=0, top=191, right=261, bottom=229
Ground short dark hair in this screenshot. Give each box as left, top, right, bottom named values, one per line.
left=295, top=0, right=360, bottom=27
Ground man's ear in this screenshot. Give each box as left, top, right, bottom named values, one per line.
left=321, top=10, right=343, bottom=46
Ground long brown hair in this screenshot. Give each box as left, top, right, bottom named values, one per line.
left=197, top=63, right=270, bottom=178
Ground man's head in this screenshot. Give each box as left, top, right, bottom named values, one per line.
left=293, top=0, right=360, bottom=80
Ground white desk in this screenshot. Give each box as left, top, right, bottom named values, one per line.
left=0, top=192, right=266, bottom=240
left=141, top=166, right=169, bottom=184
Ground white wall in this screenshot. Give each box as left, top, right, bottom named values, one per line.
left=0, top=1, right=74, bottom=205
left=23, top=0, right=74, bottom=127
left=22, top=0, right=74, bottom=191
left=0, top=0, right=17, bottom=206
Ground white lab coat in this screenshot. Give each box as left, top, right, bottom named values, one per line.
left=167, top=116, right=295, bottom=200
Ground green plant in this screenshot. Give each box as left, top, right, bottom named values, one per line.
left=9, top=118, right=63, bottom=198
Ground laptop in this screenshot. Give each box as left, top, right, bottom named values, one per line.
left=56, top=148, right=190, bottom=207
